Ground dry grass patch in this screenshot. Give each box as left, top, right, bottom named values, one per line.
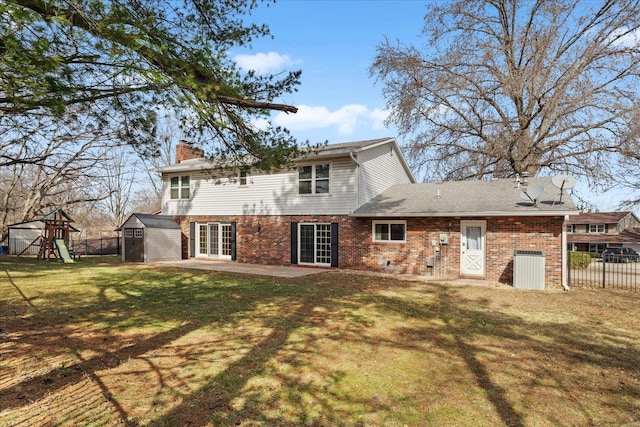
left=1, top=256, right=639, bottom=426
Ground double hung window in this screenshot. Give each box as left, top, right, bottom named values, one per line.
left=170, top=175, right=190, bottom=199
left=299, top=164, right=330, bottom=194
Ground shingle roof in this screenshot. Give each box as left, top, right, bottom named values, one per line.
left=568, top=228, right=640, bottom=244
left=155, top=137, right=414, bottom=182
left=132, top=213, right=181, bottom=229
left=567, top=211, right=632, bottom=225
left=351, top=177, right=578, bottom=217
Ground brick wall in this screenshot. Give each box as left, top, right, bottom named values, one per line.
left=172, top=214, right=565, bottom=288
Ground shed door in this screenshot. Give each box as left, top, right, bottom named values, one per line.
left=460, top=220, right=486, bottom=276
left=124, top=228, right=144, bottom=262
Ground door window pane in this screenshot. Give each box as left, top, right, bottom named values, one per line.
left=300, top=225, right=315, bottom=263
left=209, top=224, right=219, bottom=256
left=199, top=225, right=208, bottom=254
left=466, top=226, right=482, bottom=250
left=221, top=225, right=232, bottom=256
left=316, top=224, right=331, bottom=264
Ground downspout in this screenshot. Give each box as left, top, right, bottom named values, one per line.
left=349, top=151, right=361, bottom=209
left=561, top=214, right=570, bottom=291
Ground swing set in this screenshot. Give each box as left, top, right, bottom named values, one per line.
left=19, top=209, right=77, bottom=262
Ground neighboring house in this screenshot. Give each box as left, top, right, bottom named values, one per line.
left=567, top=211, right=640, bottom=253
left=155, top=138, right=579, bottom=288
left=119, top=213, right=182, bottom=262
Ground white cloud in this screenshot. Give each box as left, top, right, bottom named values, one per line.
left=249, top=117, right=270, bottom=131
left=369, top=108, right=390, bottom=130
left=234, top=52, right=293, bottom=74
left=609, top=27, right=640, bottom=49
left=273, top=104, right=390, bottom=135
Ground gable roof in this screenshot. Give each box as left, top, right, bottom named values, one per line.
left=8, top=219, right=81, bottom=233
left=351, top=177, right=578, bottom=217
left=156, top=137, right=415, bottom=182
left=121, top=213, right=181, bottom=229
left=41, top=208, right=73, bottom=222
left=567, top=211, right=635, bottom=225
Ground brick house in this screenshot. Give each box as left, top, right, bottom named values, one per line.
left=567, top=211, right=640, bottom=254
left=153, top=138, right=578, bottom=288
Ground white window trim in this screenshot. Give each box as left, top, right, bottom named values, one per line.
left=372, top=220, right=407, bottom=243
left=298, top=223, right=332, bottom=266
left=170, top=175, right=191, bottom=200
left=298, top=162, right=331, bottom=195
left=196, top=222, right=233, bottom=259
left=588, top=224, right=605, bottom=233
left=238, top=170, right=249, bottom=187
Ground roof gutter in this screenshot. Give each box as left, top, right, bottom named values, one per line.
left=561, top=214, right=570, bottom=291
left=349, top=210, right=579, bottom=218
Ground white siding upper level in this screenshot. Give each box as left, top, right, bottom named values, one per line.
left=159, top=138, right=415, bottom=217
left=356, top=142, right=415, bottom=206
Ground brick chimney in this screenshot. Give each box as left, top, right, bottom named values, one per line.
left=175, top=140, right=204, bottom=163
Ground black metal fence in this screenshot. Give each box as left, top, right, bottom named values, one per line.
left=568, top=251, right=639, bottom=291
left=70, top=237, right=120, bottom=256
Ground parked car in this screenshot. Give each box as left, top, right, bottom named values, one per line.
left=603, top=247, right=640, bottom=263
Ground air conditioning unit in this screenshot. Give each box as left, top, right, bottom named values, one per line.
left=513, top=250, right=545, bottom=290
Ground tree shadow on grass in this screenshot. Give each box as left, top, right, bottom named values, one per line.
left=1, top=261, right=388, bottom=425
left=359, top=285, right=640, bottom=426
left=2, top=259, right=639, bottom=426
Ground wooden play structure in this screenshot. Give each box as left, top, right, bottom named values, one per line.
left=18, top=209, right=76, bottom=262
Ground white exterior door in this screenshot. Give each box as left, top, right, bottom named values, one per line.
left=197, top=223, right=232, bottom=259
left=298, top=223, right=332, bottom=266
left=460, top=220, right=486, bottom=277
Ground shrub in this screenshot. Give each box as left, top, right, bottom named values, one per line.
left=570, top=251, right=591, bottom=269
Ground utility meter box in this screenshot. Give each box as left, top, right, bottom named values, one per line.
left=439, top=233, right=449, bottom=245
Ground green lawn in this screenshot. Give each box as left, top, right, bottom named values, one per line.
left=1, top=256, right=639, bottom=426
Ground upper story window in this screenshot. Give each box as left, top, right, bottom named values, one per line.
left=298, top=163, right=330, bottom=194
left=239, top=170, right=249, bottom=186
left=588, top=224, right=606, bottom=233
left=170, top=175, right=190, bottom=199
left=373, top=220, right=407, bottom=243
left=567, top=224, right=576, bottom=233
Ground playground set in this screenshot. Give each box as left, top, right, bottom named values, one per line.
left=18, top=209, right=77, bottom=263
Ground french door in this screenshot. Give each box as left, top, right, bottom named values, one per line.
left=299, top=223, right=332, bottom=265
left=198, top=223, right=232, bottom=258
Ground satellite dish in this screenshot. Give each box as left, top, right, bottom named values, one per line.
left=552, top=175, right=576, bottom=190
left=551, top=175, right=576, bottom=204
left=520, top=185, right=544, bottom=206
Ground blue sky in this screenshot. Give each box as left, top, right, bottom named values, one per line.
left=226, top=0, right=631, bottom=211
left=231, top=0, right=426, bottom=145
